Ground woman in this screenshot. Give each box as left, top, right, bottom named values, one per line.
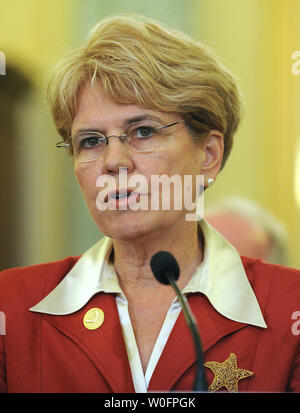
left=0, top=15, right=299, bottom=393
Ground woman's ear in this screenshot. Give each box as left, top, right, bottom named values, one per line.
left=200, top=130, right=224, bottom=181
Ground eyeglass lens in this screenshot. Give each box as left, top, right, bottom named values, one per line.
left=72, top=120, right=167, bottom=162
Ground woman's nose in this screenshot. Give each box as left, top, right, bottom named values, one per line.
left=101, top=136, right=134, bottom=175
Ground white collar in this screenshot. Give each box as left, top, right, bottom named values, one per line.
left=30, top=219, right=267, bottom=329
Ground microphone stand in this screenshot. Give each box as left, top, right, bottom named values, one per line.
left=166, top=271, right=208, bottom=392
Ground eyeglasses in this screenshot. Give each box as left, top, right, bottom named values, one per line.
left=56, top=119, right=184, bottom=163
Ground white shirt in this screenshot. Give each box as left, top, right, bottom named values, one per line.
left=30, top=219, right=267, bottom=392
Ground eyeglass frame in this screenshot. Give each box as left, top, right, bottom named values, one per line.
left=55, top=119, right=185, bottom=162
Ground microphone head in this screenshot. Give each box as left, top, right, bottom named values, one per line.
left=150, top=251, right=180, bottom=285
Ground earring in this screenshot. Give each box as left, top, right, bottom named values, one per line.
left=207, top=177, right=214, bottom=187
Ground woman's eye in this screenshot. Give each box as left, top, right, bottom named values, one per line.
left=80, top=136, right=101, bottom=148
left=135, top=126, right=156, bottom=138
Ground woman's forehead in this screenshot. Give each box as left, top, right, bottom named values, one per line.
left=72, top=82, right=179, bottom=134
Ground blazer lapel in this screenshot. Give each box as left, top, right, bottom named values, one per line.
left=148, top=293, right=247, bottom=391
left=40, top=292, right=134, bottom=393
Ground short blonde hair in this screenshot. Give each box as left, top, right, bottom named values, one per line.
left=47, top=14, right=243, bottom=169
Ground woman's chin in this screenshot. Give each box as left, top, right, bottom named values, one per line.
left=101, top=222, right=152, bottom=242
left=94, top=209, right=175, bottom=242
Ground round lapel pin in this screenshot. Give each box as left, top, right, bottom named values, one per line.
left=83, top=308, right=105, bottom=330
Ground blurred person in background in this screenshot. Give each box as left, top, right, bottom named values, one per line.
left=0, top=15, right=299, bottom=394
left=205, top=196, right=290, bottom=266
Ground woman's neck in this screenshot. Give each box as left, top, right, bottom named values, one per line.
left=111, top=221, right=204, bottom=294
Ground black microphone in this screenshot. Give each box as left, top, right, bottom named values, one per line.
left=150, top=251, right=207, bottom=392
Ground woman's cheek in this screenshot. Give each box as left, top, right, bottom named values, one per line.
left=75, top=165, right=99, bottom=201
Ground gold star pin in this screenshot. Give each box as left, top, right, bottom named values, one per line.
left=204, top=353, right=253, bottom=392
left=83, top=308, right=105, bottom=330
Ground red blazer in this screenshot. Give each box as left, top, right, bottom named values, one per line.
left=0, top=255, right=299, bottom=393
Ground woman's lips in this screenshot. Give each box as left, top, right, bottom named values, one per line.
left=105, top=188, right=133, bottom=202
left=104, top=189, right=144, bottom=210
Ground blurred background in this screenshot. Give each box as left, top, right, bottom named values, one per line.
left=0, top=0, right=300, bottom=269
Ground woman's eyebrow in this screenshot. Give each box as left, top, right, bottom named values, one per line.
left=71, top=129, right=104, bottom=144
left=73, top=128, right=103, bottom=135
left=72, top=114, right=165, bottom=138
left=123, top=114, right=163, bottom=126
